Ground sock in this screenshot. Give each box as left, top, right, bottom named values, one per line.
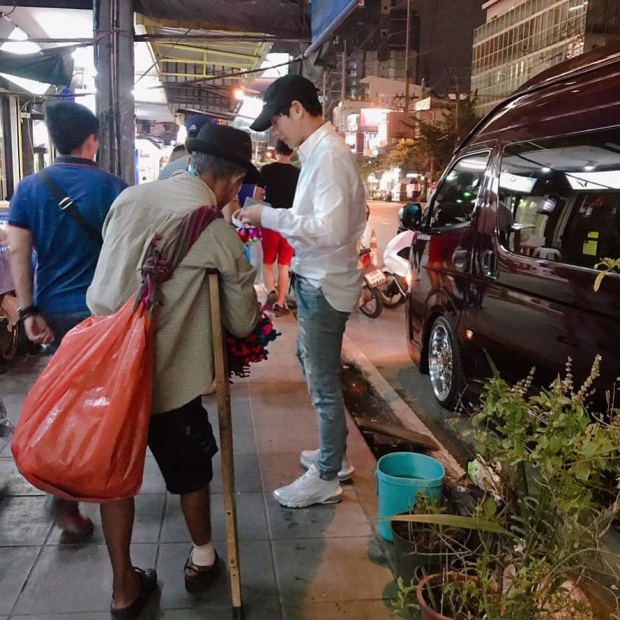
left=191, top=541, right=216, bottom=567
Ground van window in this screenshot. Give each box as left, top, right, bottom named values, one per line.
left=498, top=129, right=620, bottom=267
left=427, top=152, right=490, bottom=230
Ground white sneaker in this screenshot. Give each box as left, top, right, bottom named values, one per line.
left=273, top=464, right=343, bottom=508
left=300, top=449, right=355, bottom=482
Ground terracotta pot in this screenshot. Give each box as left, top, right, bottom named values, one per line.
left=416, top=572, right=479, bottom=620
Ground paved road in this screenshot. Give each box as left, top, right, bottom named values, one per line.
left=348, top=201, right=472, bottom=467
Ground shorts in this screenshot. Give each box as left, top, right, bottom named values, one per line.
left=261, top=228, right=294, bottom=266
left=148, top=397, right=218, bottom=494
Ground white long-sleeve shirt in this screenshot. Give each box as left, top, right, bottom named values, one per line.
left=260, top=122, right=367, bottom=312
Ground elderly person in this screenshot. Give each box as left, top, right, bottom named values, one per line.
left=87, top=124, right=260, bottom=619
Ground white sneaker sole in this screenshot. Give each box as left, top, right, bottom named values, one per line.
left=299, top=454, right=355, bottom=482
left=273, top=488, right=343, bottom=508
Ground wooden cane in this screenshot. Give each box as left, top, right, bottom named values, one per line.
left=207, top=271, right=244, bottom=620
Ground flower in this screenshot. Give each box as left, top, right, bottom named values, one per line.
left=226, top=312, right=281, bottom=378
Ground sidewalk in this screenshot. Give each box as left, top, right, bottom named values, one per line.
left=0, top=310, right=401, bottom=620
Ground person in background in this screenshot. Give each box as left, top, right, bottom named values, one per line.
left=87, top=124, right=260, bottom=619
left=255, top=139, right=300, bottom=315
left=158, top=114, right=211, bottom=180
left=238, top=74, right=367, bottom=508
left=8, top=101, right=127, bottom=537
left=168, top=143, right=188, bottom=163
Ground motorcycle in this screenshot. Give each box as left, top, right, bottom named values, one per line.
left=381, top=229, right=415, bottom=308
left=359, top=245, right=387, bottom=318
left=0, top=245, right=19, bottom=365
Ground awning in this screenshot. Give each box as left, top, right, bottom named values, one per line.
left=8, top=1, right=310, bottom=39
left=136, top=16, right=272, bottom=119
left=306, top=0, right=359, bottom=57
left=0, top=46, right=74, bottom=85
left=134, top=0, right=309, bottom=39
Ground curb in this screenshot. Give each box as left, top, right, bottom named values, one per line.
left=341, top=333, right=465, bottom=484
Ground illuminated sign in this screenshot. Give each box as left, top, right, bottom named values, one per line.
left=359, top=108, right=389, bottom=132
left=415, top=97, right=431, bottom=111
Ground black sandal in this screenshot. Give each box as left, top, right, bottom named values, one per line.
left=110, top=567, right=158, bottom=619
left=184, top=552, right=220, bottom=593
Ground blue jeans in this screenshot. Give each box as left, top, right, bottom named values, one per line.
left=45, top=311, right=91, bottom=353
left=294, top=276, right=350, bottom=480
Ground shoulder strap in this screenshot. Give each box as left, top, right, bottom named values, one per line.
left=39, top=169, right=103, bottom=246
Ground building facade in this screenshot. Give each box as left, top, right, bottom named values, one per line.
left=327, top=0, right=484, bottom=112
left=472, top=0, right=620, bottom=116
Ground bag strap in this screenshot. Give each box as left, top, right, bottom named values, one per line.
left=138, top=205, right=220, bottom=310
left=39, top=169, right=103, bottom=246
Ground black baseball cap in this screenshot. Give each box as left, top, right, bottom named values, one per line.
left=250, top=74, right=320, bottom=132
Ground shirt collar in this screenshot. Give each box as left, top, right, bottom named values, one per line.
left=297, top=121, right=334, bottom=165
left=171, top=171, right=218, bottom=205
left=53, top=156, right=98, bottom=168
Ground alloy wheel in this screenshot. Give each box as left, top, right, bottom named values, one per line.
left=428, top=321, right=453, bottom=403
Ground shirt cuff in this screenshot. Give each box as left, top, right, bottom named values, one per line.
left=260, top=206, right=280, bottom=231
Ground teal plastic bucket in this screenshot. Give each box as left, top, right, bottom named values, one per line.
left=376, top=452, right=445, bottom=541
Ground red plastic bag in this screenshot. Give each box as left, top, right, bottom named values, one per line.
left=11, top=295, right=154, bottom=502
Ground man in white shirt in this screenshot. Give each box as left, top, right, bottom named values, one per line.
left=239, top=74, right=367, bottom=508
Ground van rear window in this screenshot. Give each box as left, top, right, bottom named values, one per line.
left=498, top=129, right=620, bottom=268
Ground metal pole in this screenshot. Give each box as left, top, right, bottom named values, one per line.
left=341, top=40, right=347, bottom=102
left=404, top=0, right=411, bottom=112
left=454, top=72, right=460, bottom=148
left=94, top=0, right=114, bottom=175
left=93, top=0, right=134, bottom=185
left=117, top=0, right=135, bottom=185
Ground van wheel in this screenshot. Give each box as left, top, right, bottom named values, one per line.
left=427, top=316, right=465, bottom=409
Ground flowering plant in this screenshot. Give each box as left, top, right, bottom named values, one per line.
left=226, top=311, right=280, bottom=378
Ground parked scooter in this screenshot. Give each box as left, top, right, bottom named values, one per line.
left=381, top=203, right=422, bottom=307
left=359, top=245, right=387, bottom=318
left=0, top=245, right=19, bottom=365
left=381, top=229, right=414, bottom=307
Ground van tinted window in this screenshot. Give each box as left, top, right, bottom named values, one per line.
left=498, top=129, right=620, bottom=266
left=428, top=153, right=490, bottom=229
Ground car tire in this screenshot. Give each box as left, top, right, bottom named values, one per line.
left=359, top=285, right=383, bottom=318
left=427, top=315, right=465, bottom=409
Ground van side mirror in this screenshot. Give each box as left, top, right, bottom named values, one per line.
left=399, top=202, right=422, bottom=231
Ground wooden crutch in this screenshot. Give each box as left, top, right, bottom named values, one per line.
left=207, top=270, right=244, bottom=620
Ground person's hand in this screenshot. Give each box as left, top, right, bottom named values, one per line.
left=237, top=203, right=264, bottom=227
left=24, top=315, right=55, bottom=345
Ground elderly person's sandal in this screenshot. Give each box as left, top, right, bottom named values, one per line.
left=110, top=567, right=157, bottom=619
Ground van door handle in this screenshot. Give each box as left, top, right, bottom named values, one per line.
left=453, top=248, right=468, bottom=269
left=482, top=250, right=497, bottom=277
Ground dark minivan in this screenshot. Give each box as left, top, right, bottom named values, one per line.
left=405, top=44, right=620, bottom=409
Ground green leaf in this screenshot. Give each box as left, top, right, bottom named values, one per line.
left=385, top=513, right=507, bottom=534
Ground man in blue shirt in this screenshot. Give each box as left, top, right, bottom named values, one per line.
left=8, top=101, right=127, bottom=537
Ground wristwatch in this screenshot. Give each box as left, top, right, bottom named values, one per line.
left=18, top=305, right=41, bottom=322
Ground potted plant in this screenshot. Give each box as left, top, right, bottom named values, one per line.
left=390, top=356, right=620, bottom=619
left=391, top=495, right=493, bottom=586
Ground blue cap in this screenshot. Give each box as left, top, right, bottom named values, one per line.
left=185, top=114, right=212, bottom=137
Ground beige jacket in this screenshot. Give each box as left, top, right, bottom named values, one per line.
left=86, top=172, right=259, bottom=414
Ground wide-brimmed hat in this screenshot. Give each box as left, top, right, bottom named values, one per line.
left=250, top=74, right=320, bottom=132
left=186, top=124, right=260, bottom=184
